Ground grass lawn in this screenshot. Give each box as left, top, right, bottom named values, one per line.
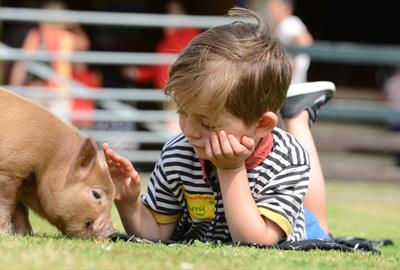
left=1, top=180, right=399, bottom=270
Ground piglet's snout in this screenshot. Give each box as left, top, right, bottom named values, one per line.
left=92, top=214, right=117, bottom=239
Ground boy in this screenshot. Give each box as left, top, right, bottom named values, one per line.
left=103, top=7, right=334, bottom=244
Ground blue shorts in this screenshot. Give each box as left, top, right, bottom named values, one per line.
left=304, top=208, right=330, bottom=240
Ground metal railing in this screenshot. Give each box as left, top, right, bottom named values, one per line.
left=0, top=7, right=249, bottom=28
left=1, top=7, right=400, bottom=164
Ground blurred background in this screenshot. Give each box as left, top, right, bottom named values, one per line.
left=0, top=0, right=399, bottom=182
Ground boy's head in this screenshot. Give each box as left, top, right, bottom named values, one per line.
left=164, top=7, right=292, bottom=127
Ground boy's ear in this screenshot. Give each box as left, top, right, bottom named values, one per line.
left=254, top=112, right=278, bottom=139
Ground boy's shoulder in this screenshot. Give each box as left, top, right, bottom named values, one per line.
left=158, top=133, right=201, bottom=170
left=161, top=133, right=195, bottom=155
left=271, top=127, right=310, bottom=166
left=163, top=133, right=189, bottom=147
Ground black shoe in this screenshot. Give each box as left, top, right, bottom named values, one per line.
left=280, top=81, right=336, bottom=126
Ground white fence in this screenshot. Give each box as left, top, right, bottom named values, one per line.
left=1, top=7, right=400, bottom=165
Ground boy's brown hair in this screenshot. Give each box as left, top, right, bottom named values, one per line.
left=164, top=7, right=292, bottom=126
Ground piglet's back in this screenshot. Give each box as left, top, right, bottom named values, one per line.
left=0, top=88, right=82, bottom=175
left=0, top=88, right=76, bottom=132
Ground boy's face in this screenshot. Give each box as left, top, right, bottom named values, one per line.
left=178, top=108, right=259, bottom=159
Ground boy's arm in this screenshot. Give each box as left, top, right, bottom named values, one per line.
left=217, top=166, right=284, bottom=245
left=205, top=131, right=284, bottom=245
left=115, top=198, right=176, bottom=241
left=103, top=143, right=176, bottom=240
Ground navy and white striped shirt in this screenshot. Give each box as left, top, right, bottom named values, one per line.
left=142, top=127, right=310, bottom=243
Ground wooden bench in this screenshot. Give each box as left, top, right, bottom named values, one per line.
left=312, top=87, right=400, bottom=182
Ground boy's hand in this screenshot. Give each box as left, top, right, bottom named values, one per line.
left=205, top=130, right=255, bottom=170
left=102, top=143, right=141, bottom=207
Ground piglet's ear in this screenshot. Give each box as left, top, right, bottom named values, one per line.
left=74, top=137, right=98, bottom=179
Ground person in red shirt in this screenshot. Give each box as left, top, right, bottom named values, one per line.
left=9, top=1, right=100, bottom=128
left=122, top=1, right=201, bottom=134
left=122, top=1, right=201, bottom=90
left=71, top=62, right=102, bottom=128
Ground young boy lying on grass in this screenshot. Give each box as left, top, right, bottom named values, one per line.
left=103, top=7, right=335, bottom=245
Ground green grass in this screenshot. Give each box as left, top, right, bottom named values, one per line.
left=1, top=181, right=399, bottom=270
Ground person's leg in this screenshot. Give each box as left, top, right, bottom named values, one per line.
left=280, top=81, right=336, bottom=234
left=284, top=110, right=328, bottom=233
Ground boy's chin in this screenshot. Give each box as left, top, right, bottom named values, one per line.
left=193, top=146, right=207, bottom=159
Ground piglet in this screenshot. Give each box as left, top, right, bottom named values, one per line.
left=0, top=88, right=116, bottom=239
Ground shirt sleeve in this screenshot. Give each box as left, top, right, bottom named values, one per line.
left=255, top=163, right=310, bottom=237
left=253, top=129, right=311, bottom=237
left=141, top=155, right=183, bottom=224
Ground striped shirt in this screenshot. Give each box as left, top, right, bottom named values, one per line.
left=141, top=127, right=310, bottom=243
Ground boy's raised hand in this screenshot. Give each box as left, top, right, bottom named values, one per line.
left=102, top=143, right=141, bottom=206
left=205, top=130, right=255, bottom=170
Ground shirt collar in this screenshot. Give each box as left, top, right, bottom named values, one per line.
left=199, top=132, right=274, bottom=181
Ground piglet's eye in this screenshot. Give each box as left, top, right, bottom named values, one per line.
left=92, top=190, right=102, bottom=200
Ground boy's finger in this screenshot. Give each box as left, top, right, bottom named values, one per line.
left=241, top=136, right=255, bottom=151
left=104, top=148, right=114, bottom=158
left=228, top=134, right=245, bottom=154
left=102, top=143, right=111, bottom=156
left=106, top=159, right=114, bottom=166
left=102, top=142, right=109, bottom=150
left=106, top=148, right=123, bottom=162
left=205, top=138, right=214, bottom=159
left=130, top=168, right=140, bottom=182
left=121, top=159, right=133, bottom=171
left=210, top=132, right=222, bottom=158
left=218, top=130, right=233, bottom=156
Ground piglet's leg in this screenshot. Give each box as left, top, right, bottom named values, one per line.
left=11, top=202, right=33, bottom=235
left=0, top=175, right=21, bottom=235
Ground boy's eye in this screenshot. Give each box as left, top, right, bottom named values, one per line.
left=200, top=122, right=215, bottom=130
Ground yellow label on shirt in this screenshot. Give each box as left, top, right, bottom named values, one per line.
left=184, top=192, right=215, bottom=220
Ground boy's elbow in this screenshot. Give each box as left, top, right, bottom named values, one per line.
left=232, top=222, right=285, bottom=245
left=232, top=231, right=283, bottom=246
left=157, top=222, right=177, bottom=241
left=261, top=218, right=286, bottom=245
left=264, top=231, right=285, bottom=245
